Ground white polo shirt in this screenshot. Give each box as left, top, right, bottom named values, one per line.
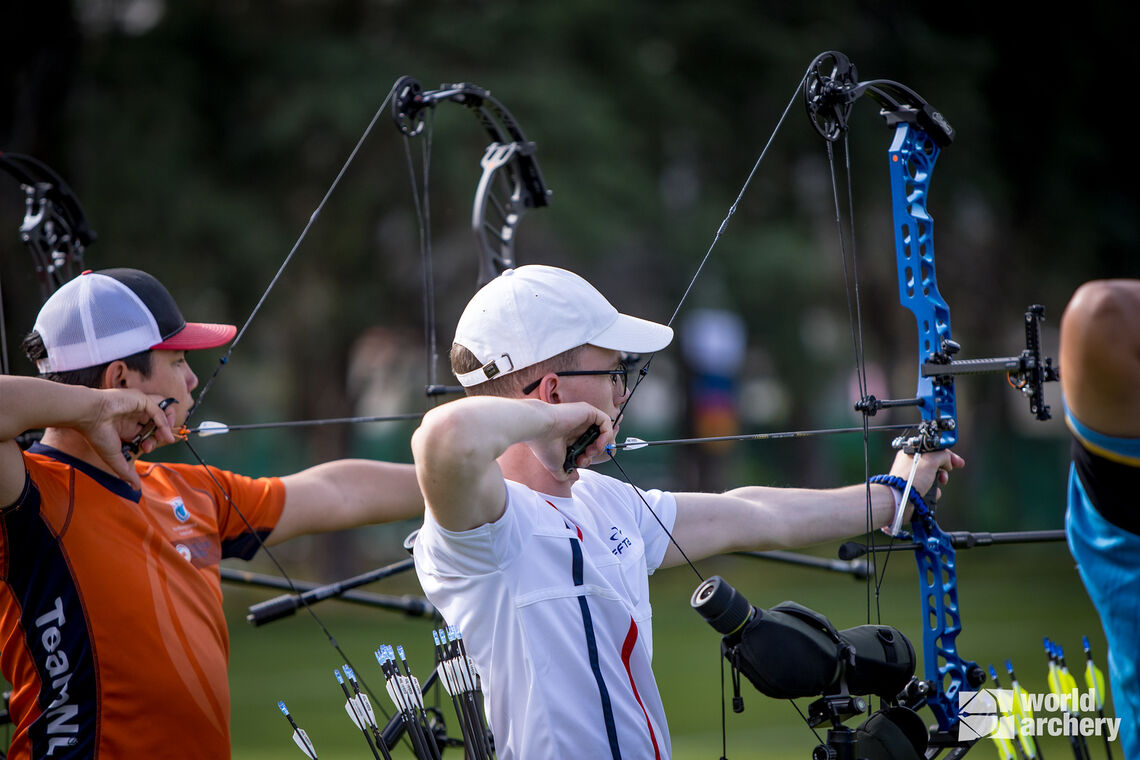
left=414, top=469, right=678, bottom=760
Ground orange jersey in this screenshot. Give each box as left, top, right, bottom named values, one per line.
left=0, top=443, right=285, bottom=759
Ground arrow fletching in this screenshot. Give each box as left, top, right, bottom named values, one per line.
left=1083, top=636, right=1107, bottom=710
left=195, top=420, right=230, bottom=437
left=607, top=436, right=647, bottom=453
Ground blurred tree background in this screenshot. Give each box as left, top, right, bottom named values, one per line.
left=1, top=1, right=1136, bottom=756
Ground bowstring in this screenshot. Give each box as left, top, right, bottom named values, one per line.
left=169, top=82, right=420, bottom=746
left=823, top=134, right=884, bottom=630
left=616, top=72, right=807, bottom=429
left=403, top=108, right=440, bottom=393
left=189, top=81, right=400, bottom=424
left=0, top=271, right=9, bottom=375
left=188, top=86, right=499, bottom=754
left=602, top=72, right=808, bottom=591
left=180, top=438, right=396, bottom=728
left=599, top=62, right=904, bottom=746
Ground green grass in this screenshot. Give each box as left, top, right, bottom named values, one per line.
left=227, top=541, right=1112, bottom=759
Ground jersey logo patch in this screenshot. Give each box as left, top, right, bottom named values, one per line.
left=170, top=498, right=190, bottom=523
left=175, top=544, right=192, bottom=561
left=609, top=526, right=633, bottom=556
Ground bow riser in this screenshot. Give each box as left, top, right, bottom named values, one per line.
left=888, top=124, right=958, bottom=452
left=888, top=122, right=991, bottom=738
left=912, top=510, right=981, bottom=733
left=888, top=122, right=984, bottom=735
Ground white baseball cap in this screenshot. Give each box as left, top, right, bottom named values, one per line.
left=32, top=268, right=236, bottom=373
left=453, top=265, right=673, bottom=387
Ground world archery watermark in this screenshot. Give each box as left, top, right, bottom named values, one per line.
left=958, top=689, right=1121, bottom=743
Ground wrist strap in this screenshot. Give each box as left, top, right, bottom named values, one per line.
left=868, top=473, right=929, bottom=514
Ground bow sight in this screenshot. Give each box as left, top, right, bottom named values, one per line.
left=854, top=304, right=1060, bottom=453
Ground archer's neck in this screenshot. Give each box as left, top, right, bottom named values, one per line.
left=39, top=428, right=134, bottom=482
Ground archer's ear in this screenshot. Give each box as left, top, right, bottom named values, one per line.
left=101, top=360, right=131, bottom=390
left=536, top=374, right=562, bottom=404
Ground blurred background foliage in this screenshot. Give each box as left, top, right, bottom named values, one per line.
left=1, top=1, right=1136, bottom=756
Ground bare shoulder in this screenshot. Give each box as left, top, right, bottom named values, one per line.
left=1060, top=279, right=1140, bottom=437
left=0, top=439, right=29, bottom=508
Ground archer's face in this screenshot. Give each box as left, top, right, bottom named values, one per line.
left=559, top=345, right=630, bottom=424
left=125, top=350, right=198, bottom=427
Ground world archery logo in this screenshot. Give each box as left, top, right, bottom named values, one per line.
left=170, top=497, right=189, bottom=523
left=958, top=689, right=1016, bottom=740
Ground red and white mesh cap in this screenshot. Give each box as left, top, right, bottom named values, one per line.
left=32, top=269, right=237, bottom=373
left=453, top=265, right=673, bottom=387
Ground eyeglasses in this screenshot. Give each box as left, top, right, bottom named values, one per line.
left=522, top=364, right=629, bottom=396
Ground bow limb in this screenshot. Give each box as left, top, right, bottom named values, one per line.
left=0, top=151, right=97, bottom=376
left=392, top=77, right=552, bottom=287
left=391, top=77, right=553, bottom=398
left=804, top=54, right=1068, bottom=746
left=0, top=151, right=95, bottom=298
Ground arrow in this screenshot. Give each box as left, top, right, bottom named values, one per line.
left=1082, top=637, right=1113, bottom=760
left=988, top=665, right=1024, bottom=760
left=1006, top=659, right=1042, bottom=760
left=335, top=668, right=383, bottom=760
left=277, top=700, right=319, bottom=760
left=180, top=413, right=424, bottom=438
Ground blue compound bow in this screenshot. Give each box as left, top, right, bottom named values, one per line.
left=802, top=50, right=1059, bottom=753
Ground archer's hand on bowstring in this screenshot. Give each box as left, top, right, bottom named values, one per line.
left=524, top=401, right=614, bottom=479
left=78, top=388, right=178, bottom=486
left=887, top=448, right=966, bottom=514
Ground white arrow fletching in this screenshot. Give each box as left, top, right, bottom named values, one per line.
left=621, top=437, right=647, bottom=450
left=385, top=678, right=404, bottom=710
left=464, top=656, right=481, bottom=691
left=343, top=699, right=365, bottom=730
left=358, top=693, right=377, bottom=728
left=409, top=675, right=424, bottom=707
left=196, top=420, right=230, bottom=437
left=436, top=661, right=457, bottom=697
left=292, top=728, right=318, bottom=759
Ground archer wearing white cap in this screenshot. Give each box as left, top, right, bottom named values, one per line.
left=411, top=265, right=965, bottom=760
left=0, top=268, right=424, bottom=759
